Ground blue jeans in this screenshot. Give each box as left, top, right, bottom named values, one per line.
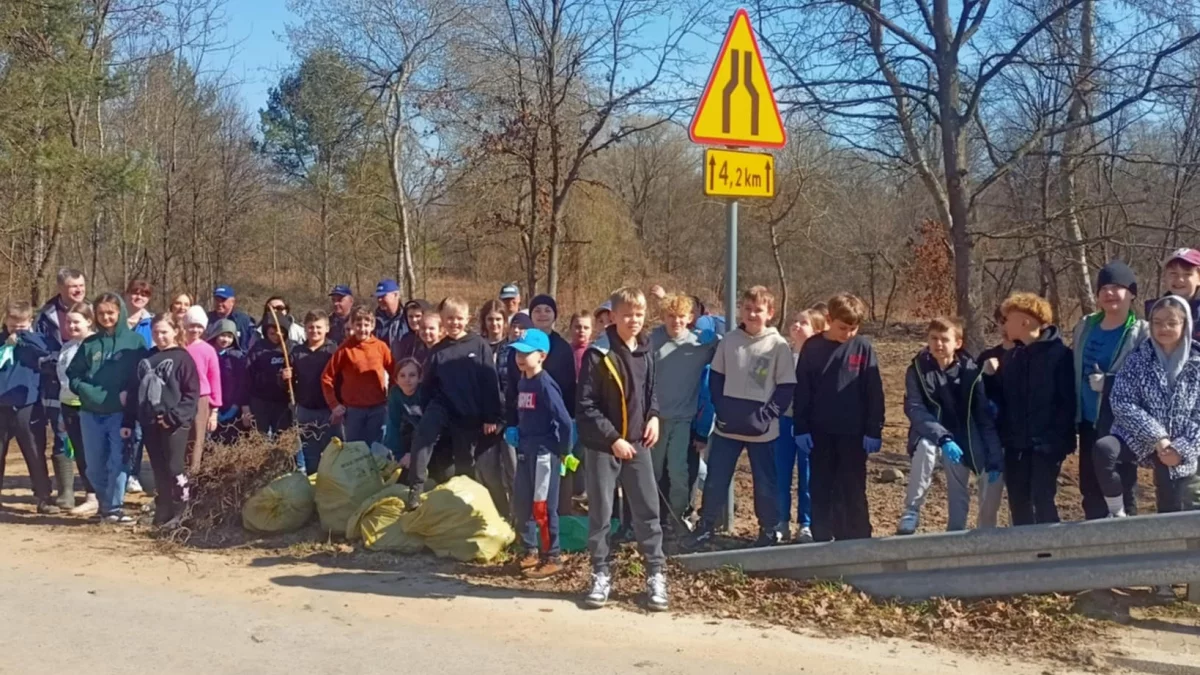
left=774, top=416, right=811, bottom=528
left=699, top=433, right=779, bottom=532
left=343, top=404, right=386, bottom=446
left=513, top=449, right=561, bottom=557
left=80, top=411, right=128, bottom=516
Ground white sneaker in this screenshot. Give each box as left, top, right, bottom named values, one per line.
left=797, top=526, right=814, bottom=544
left=896, top=511, right=919, bottom=535
left=69, top=494, right=99, bottom=516
left=646, top=572, right=668, bottom=612
left=126, top=476, right=143, bottom=494
left=584, top=572, right=612, bottom=609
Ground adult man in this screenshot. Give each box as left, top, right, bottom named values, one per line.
left=374, top=279, right=407, bottom=346
left=207, top=285, right=256, bottom=350
left=35, top=268, right=88, bottom=509
left=328, top=285, right=354, bottom=344
left=499, top=284, right=522, bottom=319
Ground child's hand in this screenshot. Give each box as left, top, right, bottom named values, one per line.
left=4, top=332, right=16, bottom=346
left=280, top=367, right=293, bottom=381
left=612, top=438, right=636, bottom=460
left=398, top=453, right=410, bottom=468
left=329, top=405, right=346, bottom=425
left=241, top=409, right=254, bottom=427
left=120, top=427, right=132, bottom=439
left=207, top=410, right=218, bottom=432
left=983, top=358, right=999, bottom=376
left=642, top=417, right=660, bottom=448
left=483, top=422, right=498, bottom=435
left=1159, top=445, right=1183, bottom=467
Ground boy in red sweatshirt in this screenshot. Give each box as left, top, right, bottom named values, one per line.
left=321, top=306, right=394, bottom=445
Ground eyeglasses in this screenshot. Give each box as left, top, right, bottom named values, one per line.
left=269, top=304, right=287, bottom=312
left=1152, top=319, right=1184, bottom=330
left=130, top=290, right=151, bottom=298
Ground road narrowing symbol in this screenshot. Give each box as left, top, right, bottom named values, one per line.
left=689, top=9, right=786, bottom=149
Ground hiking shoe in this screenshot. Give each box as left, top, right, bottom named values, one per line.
left=774, top=522, right=791, bottom=543
left=754, top=529, right=782, bottom=547
left=525, top=559, right=563, bottom=580
left=646, top=571, right=669, bottom=612
left=404, top=487, right=422, bottom=511
left=896, top=511, right=919, bottom=535
left=126, top=476, right=144, bottom=494
left=516, top=552, right=540, bottom=572
left=797, top=526, right=814, bottom=544
left=70, top=494, right=99, bottom=516
left=36, top=501, right=61, bottom=515
left=584, top=572, right=612, bottom=609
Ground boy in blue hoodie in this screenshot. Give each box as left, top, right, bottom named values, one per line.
left=691, top=286, right=795, bottom=547
left=208, top=319, right=248, bottom=445
left=0, top=301, right=56, bottom=513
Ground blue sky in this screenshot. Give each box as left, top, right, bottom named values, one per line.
left=225, top=0, right=295, bottom=114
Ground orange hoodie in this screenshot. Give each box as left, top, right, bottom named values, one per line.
left=322, top=336, right=394, bottom=409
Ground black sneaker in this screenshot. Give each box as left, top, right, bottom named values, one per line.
left=754, top=529, right=782, bottom=547
left=685, top=524, right=715, bottom=550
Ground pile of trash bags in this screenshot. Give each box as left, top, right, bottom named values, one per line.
left=240, top=439, right=514, bottom=563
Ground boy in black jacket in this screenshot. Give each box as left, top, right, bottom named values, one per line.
left=0, top=301, right=55, bottom=512
left=897, top=317, right=1004, bottom=535
left=508, top=294, right=576, bottom=419
left=793, top=293, right=885, bottom=542
left=577, top=287, right=666, bottom=612
left=405, top=297, right=502, bottom=500
left=287, top=310, right=339, bottom=474
left=244, top=311, right=295, bottom=436
left=989, top=292, right=1075, bottom=525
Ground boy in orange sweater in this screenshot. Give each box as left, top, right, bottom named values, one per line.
left=322, top=306, right=394, bottom=445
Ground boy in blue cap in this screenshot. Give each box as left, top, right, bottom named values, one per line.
left=328, top=285, right=354, bottom=344
left=207, top=285, right=256, bottom=350
left=506, top=328, right=572, bottom=579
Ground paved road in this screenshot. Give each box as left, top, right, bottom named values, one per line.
left=0, top=521, right=1082, bottom=675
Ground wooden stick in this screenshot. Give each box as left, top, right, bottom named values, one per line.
left=267, top=305, right=296, bottom=409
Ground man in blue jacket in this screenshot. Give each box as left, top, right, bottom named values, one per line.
left=34, top=268, right=87, bottom=506
left=207, top=285, right=256, bottom=350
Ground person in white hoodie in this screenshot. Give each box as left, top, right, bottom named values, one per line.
left=56, top=301, right=99, bottom=515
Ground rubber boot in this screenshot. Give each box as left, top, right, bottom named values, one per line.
left=52, top=454, right=76, bottom=510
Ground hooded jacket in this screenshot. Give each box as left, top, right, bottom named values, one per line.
left=127, top=308, right=154, bottom=348
left=792, top=333, right=885, bottom=439
left=246, top=311, right=295, bottom=403
left=35, top=295, right=71, bottom=403
left=208, top=320, right=248, bottom=413
left=904, top=348, right=1003, bottom=474
left=1071, top=310, right=1149, bottom=429
left=1144, top=294, right=1200, bottom=342
left=576, top=325, right=659, bottom=453
left=0, top=329, right=50, bottom=407
left=710, top=326, right=795, bottom=442
left=422, top=332, right=501, bottom=423
left=994, top=325, right=1075, bottom=457
left=505, top=329, right=576, bottom=423
left=65, top=297, right=148, bottom=414
left=123, top=345, right=200, bottom=431
left=1111, top=296, right=1200, bottom=480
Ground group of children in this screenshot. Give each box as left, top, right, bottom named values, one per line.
left=7, top=253, right=1200, bottom=610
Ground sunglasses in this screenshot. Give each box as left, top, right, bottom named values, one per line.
left=130, top=290, right=152, bottom=298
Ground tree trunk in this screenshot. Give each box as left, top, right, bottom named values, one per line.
left=547, top=202, right=564, bottom=296
left=769, top=217, right=788, bottom=327
left=1059, top=0, right=1097, bottom=315
left=384, top=86, right=418, bottom=298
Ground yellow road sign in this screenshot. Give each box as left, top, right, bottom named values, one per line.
left=704, top=149, right=775, bottom=198
left=689, top=9, right=786, bottom=149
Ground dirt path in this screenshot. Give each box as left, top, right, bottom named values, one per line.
left=0, top=521, right=1091, bottom=675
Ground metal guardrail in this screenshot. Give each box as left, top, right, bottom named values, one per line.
left=675, top=511, right=1200, bottom=601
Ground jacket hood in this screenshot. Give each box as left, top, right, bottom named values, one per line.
left=208, top=319, right=241, bottom=350
left=1016, top=324, right=1062, bottom=348
left=740, top=326, right=782, bottom=342
left=96, top=295, right=131, bottom=338
left=1150, top=295, right=1194, bottom=387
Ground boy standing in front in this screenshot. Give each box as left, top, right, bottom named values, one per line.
left=0, top=302, right=56, bottom=512
left=321, top=306, right=394, bottom=445
left=692, top=287, right=794, bottom=546
left=290, top=310, right=340, bottom=473
left=577, top=288, right=666, bottom=611
left=793, top=293, right=885, bottom=542
left=651, top=294, right=718, bottom=524
left=509, top=328, right=573, bottom=579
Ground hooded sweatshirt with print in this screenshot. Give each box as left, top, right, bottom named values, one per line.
left=994, top=325, right=1075, bottom=457
left=792, top=333, right=885, bottom=439
left=1111, top=296, right=1200, bottom=480
left=246, top=311, right=295, bottom=404
left=66, top=297, right=148, bottom=414
left=505, top=329, right=576, bottom=423
left=123, top=346, right=200, bottom=430
left=710, top=326, right=796, bottom=443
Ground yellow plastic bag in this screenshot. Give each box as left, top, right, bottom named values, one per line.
left=398, top=476, right=515, bottom=562
left=345, top=484, right=424, bottom=553
left=241, top=472, right=315, bottom=534
left=314, top=439, right=388, bottom=532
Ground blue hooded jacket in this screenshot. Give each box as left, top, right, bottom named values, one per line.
left=0, top=329, right=50, bottom=407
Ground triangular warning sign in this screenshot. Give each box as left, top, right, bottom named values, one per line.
left=689, top=9, right=786, bottom=149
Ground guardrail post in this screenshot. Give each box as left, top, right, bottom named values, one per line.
left=1189, top=582, right=1199, bottom=603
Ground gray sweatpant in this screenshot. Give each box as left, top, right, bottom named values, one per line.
left=903, top=438, right=1003, bottom=530
left=585, top=445, right=665, bottom=574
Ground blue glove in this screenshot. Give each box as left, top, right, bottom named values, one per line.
left=987, top=469, right=1002, bottom=484
left=795, top=433, right=814, bottom=456
left=504, top=426, right=520, bottom=448
left=863, top=436, right=882, bottom=454
left=218, top=405, right=239, bottom=424
left=940, top=440, right=963, bottom=464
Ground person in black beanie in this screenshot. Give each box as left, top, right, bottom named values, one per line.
left=1072, top=260, right=1149, bottom=519
left=507, top=295, right=577, bottom=457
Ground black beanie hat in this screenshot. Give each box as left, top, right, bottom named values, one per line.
left=1096, top=260, right=1138, bottom=297
left=529, top=294, right=558, bottom=318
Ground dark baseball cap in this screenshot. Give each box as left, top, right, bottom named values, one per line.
left=213, top=285, right=235, bottom=299
left=499, top=283, right=520, bottom=300
left=375, top=279, right=400, bottom=298
left=329, top=284, right=353, bottom=298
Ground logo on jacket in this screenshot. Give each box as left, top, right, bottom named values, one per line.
left=848, top=353, right=865, bottom=373
left=751, top=356, right=771, bottom=389
left=518, top=392, right=537, bottom=410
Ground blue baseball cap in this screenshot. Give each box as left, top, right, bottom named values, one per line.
left=213, top=285, right=236, bottom=299
left=510, top=328, right=550, bottom=354
left=329, top=284, right=353, bottom=298
left=374, top=279, right=400, bottom=298
left=499, top=283, right=520, bottom=300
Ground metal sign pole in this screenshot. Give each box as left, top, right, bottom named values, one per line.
left=725, top=199, right=738, bottom=328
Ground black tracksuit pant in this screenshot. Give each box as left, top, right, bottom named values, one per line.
left=144, top=422, right=190, bottom=522
left=406, top=401, right=483, bottom=489
left=0, top=405, right=52, bottom=501
left=1005, top=447, right=1062, bottom=525
left=809, top=433, right=871, bottom=542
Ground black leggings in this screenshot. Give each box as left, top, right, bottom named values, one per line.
left=144, top=423, right=191, bottom=521
left=0, top=405, right=52, bottom=501
left=61, top=406, right=95, bottom=494
left=1090, top=435, right=1140, bottom=515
